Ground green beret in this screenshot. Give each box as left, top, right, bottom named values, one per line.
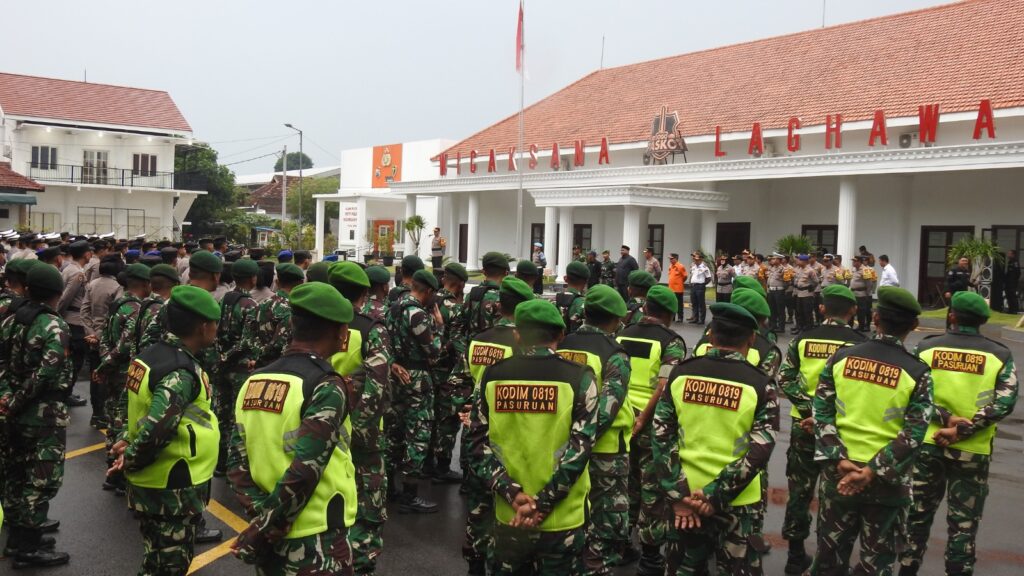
left=482, top=251, right=510, bottom=271
left=413, top=269, right=439, bottom=291
left=231, top=258, right=258, bottom=278
left=584, top=284, right=626, bottom=317
left=26, top=263, right=64, bottom=293
left=170, top=285, right=220, bottom=320
left=628, top=270, right=656, bottom=289
left=730, top=288, right=770, bottom=319
left=732, top=276, right=766, bottom=299
left=710, top=302, right=758, bottom=330
left=401, top=255, right=425, bottom=272
left=444, top=262, right=469, bottom=282
left=822, top=284, right=856, bottom=304
left=365, top=265, right=391, bottom=286
left=125, top=263, right=151, bottom=281
left=646, top=285, right=678, bottom=314
left=289, top=282, right=353, bottom=324
left=189, top=250, right=223, bottom=274
left=500, top=277, right=535, bottom=302
left=516, top=259, right=539, bottom=276
left=877, top=286, right=922, bottom=316
left=951, top=291, right=990, bottom=319
left=514, top=298, right=565, bottom=330
left=276, top=263, right=306, bottom=284
left=6, top=258, right=39, bottom=276
left=328, top=261, right=370, bottom=289
left=566, top=261, right=590, bottom=281
left=306, top=261, right=331, bottom=283
left=150, top=264, right=180, bottom=283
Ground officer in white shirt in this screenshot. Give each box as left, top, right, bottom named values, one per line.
left=688, top=251, right=711, bottom=324
left=878, top=254, right=900, bottom=287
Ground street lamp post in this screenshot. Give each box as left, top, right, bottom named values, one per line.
left=284, top=123, right=304, bottom=248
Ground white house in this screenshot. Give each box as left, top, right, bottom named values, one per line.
left=390, top=0, right=1024, bottom=306
left=0, top=72, right=205, bottom=238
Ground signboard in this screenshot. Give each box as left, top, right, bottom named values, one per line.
left=645, top=106, right=687, bottom=165
left=372, top=144, right=402, bottom=188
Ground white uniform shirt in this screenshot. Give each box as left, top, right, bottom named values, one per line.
left=879, top=263, right=900, bottom=287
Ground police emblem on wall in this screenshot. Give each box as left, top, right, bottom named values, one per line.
left=644, top=106, right=688, bottom=165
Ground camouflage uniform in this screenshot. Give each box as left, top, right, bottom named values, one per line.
left=141, top=301, right=220, bottom=372
left=899, top=327, right=1019, bottom=575
left=465, top=346, right=599, bottom=576
left=430, top=287, right=465, bottom=474
left=123, top=333, right=215, bottom=576
left=385, top=284, right=409, bottom=306
left=811, top=334, right=933, bottom=576
left=652, top=348, right=778, bottom=576
left=131, top=295, right=166, bottom=358
left=387, top=292, right=442, bottom=479
left=239, top=289, right=292, bottom=369
left=96, top=293, right=144, bottom=444
left=361, top=296, right=386, bottom=322
left=214, top=289, right=257, bottom=467
left=600, top=259, right=616, bottom=287
left=0, top=288, right=24, bottom=501
left=346, top=315, right=394, bottom=575
left=623, top=297, right=646, bottom=329
left=228, top=350, right=354, bottom=576
left=564, top=323, right=633, bottom=576
left=0, top=302, right=72, bottom=554
left=555, top=287, right=586, bottom=334
left=461, top=279, right=502, bottom=343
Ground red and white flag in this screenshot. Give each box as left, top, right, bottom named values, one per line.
left=515, top=0, right=524, bottom=73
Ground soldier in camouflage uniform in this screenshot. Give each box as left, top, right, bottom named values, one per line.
left=462, top=252, right=509, bottom=343
left=898, top=292, right=1018, bottom=576
left=0, top=259, right=36, bottom=511
left=96, top=264, right=151, bottom=491
left=327, top=262, right=395, bottom=575
left=239, top=263, right=304, bottom=370
left=617, top=285, right=688, bottom=575
left=652, top=302, right=778, bottom=576
left=812, top=287, right=933, bottom=576
left=557, top=285, right=632, bottom=575
left=108, top=286, right=221, bottom=576
left=228, top=283, right=357, bottom=576
left=387, top=269, right=443, bottom=513
left=0, top=264, right=72, bottom=567
left=466, top=299, right=599, bottom=575
left=556, top=261, right=589, bottom=335
left=386, top=255, right=424, bottom=306
left=131, top=264, right=180, bottom=359
left=362, top=266, right=391, bottom=321
left=778, top=285, right=864, bottom=574
left=430, top=262, right=468, bottom=482
left=212, top=257, right=258, bottom=475
left=623, top=270, right=656, bottom=328
left=600, top=250, right=616, bottom=287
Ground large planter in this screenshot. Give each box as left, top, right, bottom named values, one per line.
left=381, top=255, right=395, bottom=267
left=363, top=254, right=376, bottom=264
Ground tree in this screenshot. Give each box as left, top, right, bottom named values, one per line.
left=286, top=176, right=340, bottom=228
left=178, top=144, right=237, bottom=235
left=774, top=234, right=814, bottom=256
left=274, top=152, right=314, bottom=172
left=404, top=215, right=426, bottom=253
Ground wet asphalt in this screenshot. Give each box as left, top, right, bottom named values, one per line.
left=3, top=321, right=1024, bottom=575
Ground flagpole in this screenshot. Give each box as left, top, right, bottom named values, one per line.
left=515, top=0, right=525, bottom=260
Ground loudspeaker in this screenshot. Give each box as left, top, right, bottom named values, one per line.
left=979, top=256, right=993, bottom=299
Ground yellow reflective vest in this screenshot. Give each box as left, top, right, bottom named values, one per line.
left=559, top=330, right=633, bottom=454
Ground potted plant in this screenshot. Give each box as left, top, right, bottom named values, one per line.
left=947, top=236, right=1005, bottom=287
left=363, top=229, right=378, bottom=264
left=379, top=230, right=397, bottom=267
left=404, top=215, right=426, bottom=256
left=774, top=234, right=814, bottom=256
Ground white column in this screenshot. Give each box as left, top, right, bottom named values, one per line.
left=467, top=192, right=480, bottom=269
left=314, top=197, right=326, bottom=259
left=622, top=205, right=644, bottom=255
left=700, top=210, right=718, bottom=258
left=558, top=207, right=574, bottom=277
left=444, top=194, right=457, bottom=264
left=404, top=194, right=417, bottom=256
left=837, top=176, right=857, bottom=264
left=355, top=197, right=368, bottom=259
left=543, top=206, right=557, bottom=275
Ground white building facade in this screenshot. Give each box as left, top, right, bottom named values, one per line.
left=0, top=72, right=205, bottom=238
left=389, top=0, right=1024, bottom=306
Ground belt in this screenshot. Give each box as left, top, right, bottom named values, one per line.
left=768, top=286, right=786, bottom=291
left=852, top=291, right=869, bottom=296
left=716, top=282, right=731, bottom=286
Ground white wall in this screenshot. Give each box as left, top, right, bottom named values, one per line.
left=31, top=184, right=175, bottom=237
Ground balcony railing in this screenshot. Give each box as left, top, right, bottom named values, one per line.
left=25, top=162, right=207, bottom=192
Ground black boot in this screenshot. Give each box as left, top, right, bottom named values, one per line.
left=11, top=528, right=69, bottom=569
left=432, top=469, right=463, bottom=485
left=897, top=564, right=920, bottom=576
left=195, top=515, right=223, bottom=544
left=784, top=540, right=812, bottom=575
left=467, top=556, right=487, bottom=576
left=617, top=543, right=641, bottom=565
left=39, top=519, right=60, bottom=534
left=636, top=544, right=664, bottom=576
left=5, top=535, right=55, bottom=556
left=398, top=481, right=438, bottom=514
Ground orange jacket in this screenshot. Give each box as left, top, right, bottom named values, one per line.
left=668, top=261, right=687, bottom=292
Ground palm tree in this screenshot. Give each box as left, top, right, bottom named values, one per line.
left=947, top=236, right=1005, bottom=286
left=404, top=215, right=426, bottom=254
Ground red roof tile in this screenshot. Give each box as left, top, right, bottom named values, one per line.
left=247, top=175, right=308, bottom=212
left=0, top=162, right=44, bottom=192
left=0, top=72, right=191, bottom=133
left=443, top=0, right=1024, bottom=158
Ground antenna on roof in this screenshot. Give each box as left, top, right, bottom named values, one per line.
left=83, top=68, right=87, bottom=82
left=600, top=35, right=605, bottom=69
left=821, top=0, right=826, bottom=28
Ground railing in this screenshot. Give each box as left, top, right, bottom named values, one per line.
left=25, top=162, right=207, bottom=191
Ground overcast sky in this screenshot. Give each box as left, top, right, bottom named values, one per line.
left=3, top=0, right=953, bottom=175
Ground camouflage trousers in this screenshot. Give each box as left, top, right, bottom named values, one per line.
left=782, top=419, right=820, bottom=541
left=629, top=415, right=667, bottom=546
left=811, top=478, right=903, bottom=576
left=390, top=368, right=434, bottom=478
left=137, top=511, right=200, bottom=576
left=351, top=450, right=388, bottom=575
left=899, top=444, right=990, bottom=576
left=430, top=366, right=460, bottom=473
left=583, top=452, right=630, bottom=575
left=491, top=524, right=584, bottom=575
left=5, top=426, right=66, bottom=531
left=214, top=369, right=248, bottom=465
left=256, top=528, right=354, bottom=576
left=103, top=368, right=129, bottom=452
left=665, top=505, right=762, bottom=576
left=462, top=472, right=494, bottom=565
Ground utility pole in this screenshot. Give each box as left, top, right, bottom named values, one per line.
left=285, top=124, right=304, bottom=249
left=280, top=145, right=287, bottom=227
